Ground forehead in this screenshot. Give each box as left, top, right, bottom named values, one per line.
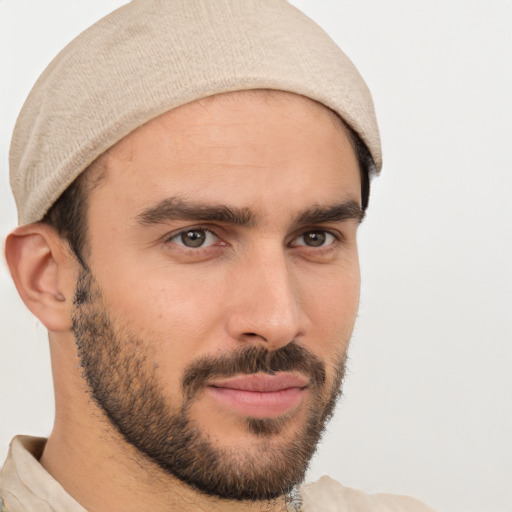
left=84, top=90, right=360, bottom=217
left=92, top=90, right=350, bottom=170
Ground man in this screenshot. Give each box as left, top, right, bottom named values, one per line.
left=1, top=1, right=435, bottom=511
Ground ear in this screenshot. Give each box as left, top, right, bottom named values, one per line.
left=4, top=223, right=78, bottom=332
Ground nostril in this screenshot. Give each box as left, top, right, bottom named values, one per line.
left=243, top=332, right=268, bottom=341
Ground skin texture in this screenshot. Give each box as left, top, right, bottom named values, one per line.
left=5, top=90, right=363, bottom=512
left=71, top=266, right=347, bottom=503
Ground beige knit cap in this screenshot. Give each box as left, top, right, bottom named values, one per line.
left=10, top=0, right=382, bottom=226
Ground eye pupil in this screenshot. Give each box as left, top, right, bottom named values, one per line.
left=305, top=231, right=326, bottom=247
left=181, top=229, right=206, bottom=248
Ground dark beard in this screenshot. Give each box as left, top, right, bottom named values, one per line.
left=72, top=267, right=347, bottom=502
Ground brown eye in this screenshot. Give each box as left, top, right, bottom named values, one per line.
left=181, top=230, right=207, bottom=247
left=293, top=230, right=336, bottom=248
left=168, top=229, right=218, bottom=248
left=304, top=231, right=326, bottom=247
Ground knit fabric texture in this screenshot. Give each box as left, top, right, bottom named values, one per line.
left=10, top=0, right=382, bottom=225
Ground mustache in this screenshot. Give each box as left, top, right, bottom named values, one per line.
left=182, top=343, right=326, bottom=401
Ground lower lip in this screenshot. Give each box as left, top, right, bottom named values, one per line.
left=206, top=386, right=305, bottom=418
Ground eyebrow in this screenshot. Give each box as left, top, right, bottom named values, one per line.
left=295, top=200, right=365, bottom=225
left=136, top=197, right=254, bottom=226
left=135, top=197, right=364, bottom=227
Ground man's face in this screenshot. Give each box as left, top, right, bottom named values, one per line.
left=72, top=91, right=363, bottom=501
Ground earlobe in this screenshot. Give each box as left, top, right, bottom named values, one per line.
left=5, top=224, right=77, bottom=332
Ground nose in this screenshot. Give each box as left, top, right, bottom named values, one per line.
left=226, top=248, right=308, bottom=350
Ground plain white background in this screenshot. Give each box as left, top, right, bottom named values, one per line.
left=1, top=1, right=511, bottom=511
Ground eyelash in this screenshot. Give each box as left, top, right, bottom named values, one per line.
left=163, top=226, right=342, bottom=251
left=164, top=228, right=214, bottom=247
left=289, top=230, right=339, bottom=249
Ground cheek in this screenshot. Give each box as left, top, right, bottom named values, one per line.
left=313, top=273, right=359, bottom=395
left=301, top=263, right=361, bottom=355
left=95, top=248, right=222, bottom=332
left=94, top=262, right=227, bottom=385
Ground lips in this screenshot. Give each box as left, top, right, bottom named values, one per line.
left=210, top=373, right=308, bottom=392
left=206, top=372, right=308, bottom=418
